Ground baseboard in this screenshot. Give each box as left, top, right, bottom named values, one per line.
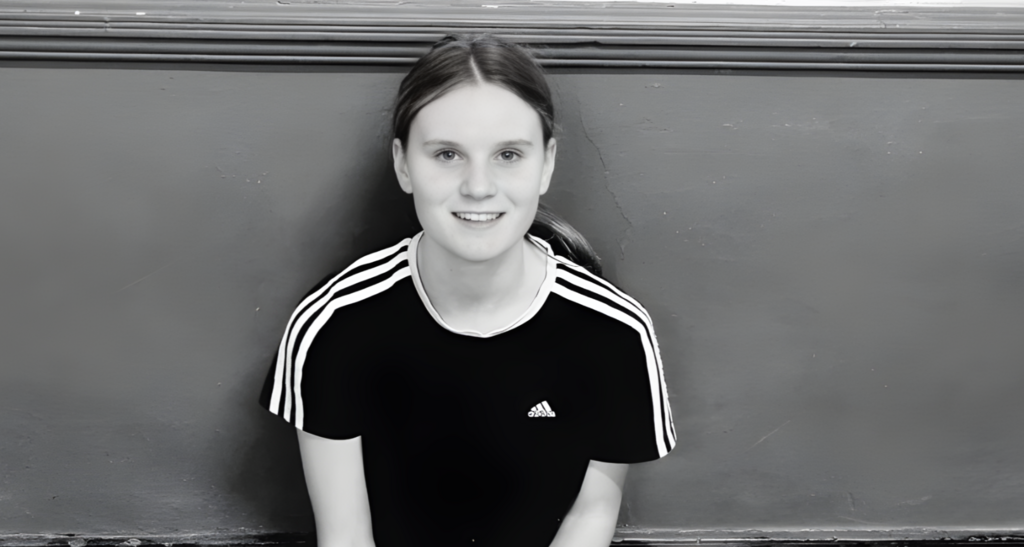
left=615, top=528, right=1024, bottom=545
left=0, top=533, right=309, bottom=547
left=2, top=530, right=1023, bottom=547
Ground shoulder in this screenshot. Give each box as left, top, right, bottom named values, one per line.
left=297, top=237, right=414, bottom=314
left=282, top=236, right=416, bottom=346
left=536, top=241, right=677, bottom=461
left=538, top=240, right=657, bottom=342
left=261, top=236, right=416, bottom=429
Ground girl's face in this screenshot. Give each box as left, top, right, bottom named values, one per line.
left=393, top=82, right=556, bottom=264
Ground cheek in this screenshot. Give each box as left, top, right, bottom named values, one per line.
left=410, top=187, right=448, bottom=216
left=408, top=165, right=452, bottom=200
left=505, top=167, right=546, bottom=203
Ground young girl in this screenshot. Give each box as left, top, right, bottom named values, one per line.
left=260, top=34, right=676, bottom=547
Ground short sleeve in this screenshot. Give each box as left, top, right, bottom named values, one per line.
left=258, top=274, right=367, bottom=440
left=585, top=303, right=676, bottom=464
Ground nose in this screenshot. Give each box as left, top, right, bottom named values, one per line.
left=460, top=161, right=497, bottom=200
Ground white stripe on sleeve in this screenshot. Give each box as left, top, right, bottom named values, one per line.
left=293, top=267, right=411, bottom=430
left=552, top=278, right=674, bottom=457
left=267, top=239, right=410, bottom=422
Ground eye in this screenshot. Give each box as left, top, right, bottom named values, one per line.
left=436, top=150, right=459, bottom=162
left=498, top=150, right=520, bottom=162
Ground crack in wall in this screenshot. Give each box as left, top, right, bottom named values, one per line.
left=575, top=94, right=632, bottom=262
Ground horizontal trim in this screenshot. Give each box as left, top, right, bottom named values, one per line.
left=2, top=531, right=1024, bottom=547
left=615, top=529, right=1024, bottom=545
left=0, top=534, right=310, bottom=547
left=1, top=2, right=1024, bottom=70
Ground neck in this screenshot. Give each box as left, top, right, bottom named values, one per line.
left=417, top=235, right=533, bottom=315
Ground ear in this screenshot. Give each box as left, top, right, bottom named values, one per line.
left=539, top=137, right=557, bottom=196
left=393, top=138, right=413, bottom=194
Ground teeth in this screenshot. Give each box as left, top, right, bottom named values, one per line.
left=455, top=212, right=501, bottom=222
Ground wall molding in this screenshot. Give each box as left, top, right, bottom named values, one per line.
left=2, top=530, right=1024, bottom=547
left=1, top=1, right=1024, bottom=71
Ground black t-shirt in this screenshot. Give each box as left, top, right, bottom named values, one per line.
left=260, top=232, right=676, bottom=547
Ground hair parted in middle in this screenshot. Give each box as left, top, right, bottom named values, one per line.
left=391, top=33, right=603, bottom=276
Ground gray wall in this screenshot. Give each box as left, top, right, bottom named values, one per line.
left=1, top=63, right=1022, bottom=536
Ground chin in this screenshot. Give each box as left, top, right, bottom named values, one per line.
left=420, top=215, right=533, bottom=263
left=450, top=240, right=518, bottom=263
left=432, top=230, right=523, bottom=263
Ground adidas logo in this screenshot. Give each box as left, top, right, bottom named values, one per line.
left=527, top=400, right=556, bottom=418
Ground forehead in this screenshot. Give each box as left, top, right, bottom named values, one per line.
left=409, top=82, right=543, bottom=144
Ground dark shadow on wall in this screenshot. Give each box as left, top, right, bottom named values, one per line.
left=220, top=141, right=419, bottom=531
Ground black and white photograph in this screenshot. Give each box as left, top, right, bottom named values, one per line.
left=1, top=1, right=1023, bottom=547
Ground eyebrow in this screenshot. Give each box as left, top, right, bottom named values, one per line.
left=422, top=139, right=534, bottom=148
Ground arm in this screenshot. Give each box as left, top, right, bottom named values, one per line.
left=296, top=430, right=376, bottom=547
left=548, top=461, right=628, bottom=547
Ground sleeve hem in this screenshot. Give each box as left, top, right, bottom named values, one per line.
left=259, top=399, right=362, bottom=440
left=590, top=448, right=673, bottom=465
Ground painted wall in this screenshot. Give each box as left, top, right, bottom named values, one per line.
left=1, top=63, right=1022, bottom=536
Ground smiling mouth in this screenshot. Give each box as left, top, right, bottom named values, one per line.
left=453, top=212, right=503, bottom=222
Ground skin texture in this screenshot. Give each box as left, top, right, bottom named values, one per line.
left=549, top=461, right=629, bottom=547
left=297, top=431, right=376, bottom=547
left=392, top=82, right=556, bottom=334
left=300, top=82, right=627, bottom=547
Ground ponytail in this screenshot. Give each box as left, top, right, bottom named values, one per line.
left=530, top=203, right=602, bottom=277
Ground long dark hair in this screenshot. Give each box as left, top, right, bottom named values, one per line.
left=391, top=33, right=602, bottom=276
